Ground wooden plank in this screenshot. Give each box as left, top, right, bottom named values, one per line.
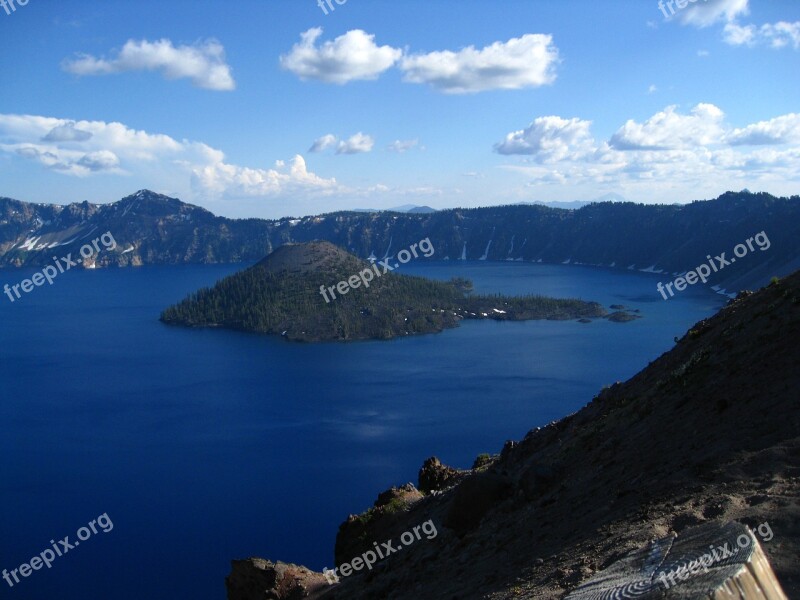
left=564, top=522, right=788, bottom=599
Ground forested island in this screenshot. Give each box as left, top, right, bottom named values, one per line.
left=160, top=242, right=635, bottom=342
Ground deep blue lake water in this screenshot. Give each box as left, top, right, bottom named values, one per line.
left=0, top=261, right=723, bottom=599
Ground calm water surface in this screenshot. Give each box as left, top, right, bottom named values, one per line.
left=0, top=261, right=723, bottom=599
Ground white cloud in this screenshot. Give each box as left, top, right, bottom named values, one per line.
left=279, top=28, right=401, bottom=84
left=668, top=0, right=798, bottom=52
left=726, top=113, right=800, bottom=145
left=0, top=114, right=338, bottom=199
left=387, top=139, right=419, bottom=153
left=400, top=34, right=558, bottom=94
left=761, top=21, right=800, bottom=49
left=496, top=104, right=800, bottom=204
left=723, top=22, right=757, bottom=45
left=648, top=84, right=658, bottom=94
left=12, top=145, right=121, bottom=175
left=309, top=134, right=338, bottom=153
left=0, top=114, right=181, bottom=176
left=190, top=154, right=337, bottom=198
left=609, top=104, right=725, bottom=150
left=494, top=116, right=595, bottom=161
left=336, top=132, right=374, bottom=154
left=279, top=29, right=559, bottom=95
left=677, top=0, right=749, bottom=27
left=724, top=21, right=800, bottom=49
left=62, top=39, right=235, bottom=91
left=42, top=122, right=93, bottom=142
left=307, top=132, right=375, bottom=154
left=77, top=150, right=120, bottom=171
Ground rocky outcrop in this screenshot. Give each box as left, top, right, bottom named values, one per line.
left=225, top=559, right=328, bottom=600
left=334, top=483, right=424, bottom=567
left=417, top=456, right=468, bottom=494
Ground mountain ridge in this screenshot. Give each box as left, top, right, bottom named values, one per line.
left=1, top=189, right=798, bottom=294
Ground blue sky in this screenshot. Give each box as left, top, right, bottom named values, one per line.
left=0, top=0, right=798, bottom=218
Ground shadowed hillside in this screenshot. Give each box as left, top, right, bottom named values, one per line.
left=226, top=269, right=800, bottom=599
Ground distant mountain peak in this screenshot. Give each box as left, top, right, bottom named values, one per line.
left=123, top=189, right=166, bottom=201
left=349, top=205, right=438, bottom=214
left=592, top=192, right=627, bottom=203
left=112, top=189, right=212, bottom=217
left=522, top=194, right=627, bottom=210
left=523, top=200, right=590, bottom=210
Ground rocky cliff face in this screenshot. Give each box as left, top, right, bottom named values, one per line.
left=225, top=559, right=329, bottom=600
left=227, top=270, right=800, bottom=599
left=2, top=189, right=798, bottom=293
left=0, top=190, right=274, bottom=268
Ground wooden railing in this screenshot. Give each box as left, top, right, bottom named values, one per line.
left=564, top=521, right=788, bottom=599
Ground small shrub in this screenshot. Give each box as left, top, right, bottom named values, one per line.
left=472, top=453, right=494, bottom=469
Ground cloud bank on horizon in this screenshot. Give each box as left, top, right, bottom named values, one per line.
left=0, top=0, right=797, bottom=218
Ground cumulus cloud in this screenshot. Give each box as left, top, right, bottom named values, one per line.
left=77, top=150, right=120, bottom=171
left=726, top=113, right=800, bottom=145
left=609, top=104, right=725, bottom=150
left=307, top=132, right=375, bottom=154
left=676, top=0, right=749, bottom=27
left=62, top=39, right=236, bottom=91
left=400, top=34, right=558, bottom=93
left=723, top=22, right=756, bottom=45
left=309, top=134, right=338, bottom=153
left=279, top=28, right=401, bottom=84
left=42, top=122, right=93, bottom=142
left=0, top=114, right=181, bottom=176
left=494, top=116, right=595, bottom=161
left=0, top=114, right=337, bottom=199
left=387, top=139, right=419, bottom=153
left=336, top=132, right=374, bottom=154
left=16, top=146, right=71, bottom=172
left=496, top=104, right=800, bottom=203
left=279, top=29, right=560, bottom=94
left=15, top=145, right=121, bottom=174
left=724, top=21, right=800, bottom=49
left=190, top=154, right=337, bottom=198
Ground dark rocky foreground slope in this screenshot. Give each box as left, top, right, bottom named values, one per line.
left=2, top=189, right=798, bottom=294
left=226, top=270, right=800, bottom=599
